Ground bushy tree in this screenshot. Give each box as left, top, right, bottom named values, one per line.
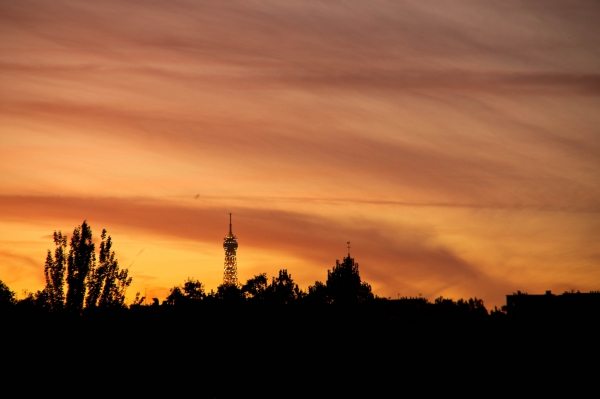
left=183, top=278, right=205, bottom=300
left=242, top=273, right=268, bottom=301
left=306, top=280, right=330, bottom=304
left=266, top=269, right=304, bottom=304
left=165, top=286, right=185, bottom=305
left=0, top=280, right=16, bottom=307
left=325, top=255, right=373, bottom=305
left=215, top=283, right=244, bottom=303
left=166, top=278, right=205, bottom=305
left=458, top=297, right=488, bottom=317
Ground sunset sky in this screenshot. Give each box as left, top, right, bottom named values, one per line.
left=1, top=0, right=599, bottom=308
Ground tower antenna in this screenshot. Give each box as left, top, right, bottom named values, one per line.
left=223, top=213, right=239, bottom=286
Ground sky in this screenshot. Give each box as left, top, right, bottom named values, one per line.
left=1, top=0, right=599, bottom=308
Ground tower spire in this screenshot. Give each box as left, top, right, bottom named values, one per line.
left=347, top=241, right=351, bottom=256
left=223, top=213, right=239, bottom=286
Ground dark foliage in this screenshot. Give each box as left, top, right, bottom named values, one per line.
left=66, top=221, right=95, bottom=313
left=214, top=283, right=245, bottom=303
left=43, top=231, right=67, bottom=311
left=241, top=273, right=268, bottom=301
left=325, top=255, right=374, bottom=305
left=86, top=229, right=132, bottom=309
left=265, top=269, right=304, bottom=304
left=17, top=221, right=133, bottom=314
left=306, top=254, right=374, bottom=305
left=0, top=279, right=16, bottom=307
left=166, top=278, right=205, bottom=305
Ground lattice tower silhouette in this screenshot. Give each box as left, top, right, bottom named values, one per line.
left=223, top=213, right=238, bottom=286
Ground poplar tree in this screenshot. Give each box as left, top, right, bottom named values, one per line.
left=86, top=229, right=132, bottom=309
left=65, top=221, right=95, bottom=313
left=41, top=221, right=132, bottom=313
left=43, top=231, right=67, bottom=311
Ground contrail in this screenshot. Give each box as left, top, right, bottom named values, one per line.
left=128, top=248, right=145, bottom=268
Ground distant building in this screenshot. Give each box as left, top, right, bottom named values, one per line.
left=223, top=213, right=239, bottom=286
left=506, top=290, right=600, bottom=317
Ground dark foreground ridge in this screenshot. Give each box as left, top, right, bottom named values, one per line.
left=2, top=299, right=597, bottom=397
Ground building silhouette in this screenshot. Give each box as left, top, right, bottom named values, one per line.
left=222, top=213, right=239, bottom=286
left=506, top=290, right=600, bottom=317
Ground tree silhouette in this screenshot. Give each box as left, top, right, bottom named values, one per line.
left=0, top=280, right=16, bottom=307
left=325, top=255, right=373, bottom=305
left=306, top=280, right=330, bottom=304
left=433, top=296, right=488, bottom=317
left=66, top=221, right=95, bottom=313
left=36, top=221, right=134, bottom=313
left=266, top=269, right=304, bottom=304
left=86, top=229, right=132, bottom=309
left=43, top=231, right=67, bottom=311
left=183, top=278, right=205, bottom=300
left=215, top=283, right=244, bottom=303
left=166, top=278, right=205, bottom=305
left=85, top=235, right=105, bottom=309
left=242, top=273, right=268, bottom=301
left=460, top=297, right=488, bottom=317
left=166, top=286, right=184, bottom=305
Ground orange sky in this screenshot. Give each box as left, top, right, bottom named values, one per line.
left=1, top=0, right=599, bottom=308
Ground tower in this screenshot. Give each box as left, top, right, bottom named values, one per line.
left=223, top=213, right=239, bottom=286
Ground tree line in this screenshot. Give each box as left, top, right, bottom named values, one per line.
left=161, top=254, right=375, bottom=307
left=0, top=220, right=497, bottom=320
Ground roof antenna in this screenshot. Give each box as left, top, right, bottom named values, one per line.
left=229, top=213, right=232, bottom=234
